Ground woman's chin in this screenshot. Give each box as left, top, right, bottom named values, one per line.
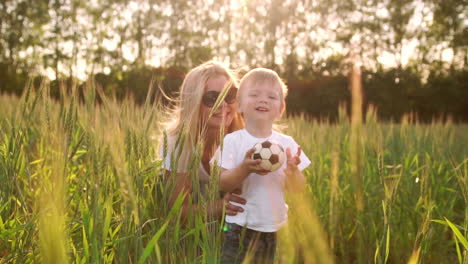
left=207, top=116, right=233, bottom=130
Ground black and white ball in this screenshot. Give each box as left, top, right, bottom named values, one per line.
left=251, top=140, right=285, bottom=172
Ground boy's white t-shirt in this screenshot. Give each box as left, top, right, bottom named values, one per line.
left=214, top=128, right=311, bottom=232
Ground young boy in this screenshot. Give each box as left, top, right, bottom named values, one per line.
left=214, top=68, right=311, bottom=263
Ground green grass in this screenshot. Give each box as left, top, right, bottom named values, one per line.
left=0, top=82, right=467, bottom=263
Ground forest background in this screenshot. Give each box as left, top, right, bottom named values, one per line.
left=0, top=0, right=466, bottom=121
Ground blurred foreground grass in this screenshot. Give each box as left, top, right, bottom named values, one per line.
left=0, top=82, right=466, bottom=263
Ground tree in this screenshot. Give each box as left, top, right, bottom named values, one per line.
left=429, top=0, right=467, bottom=69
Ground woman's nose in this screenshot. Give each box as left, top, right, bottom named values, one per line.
left=218, top=100, right=227, bottom=110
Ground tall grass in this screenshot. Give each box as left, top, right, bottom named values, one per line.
left=0, top=80, right=467, bottom=263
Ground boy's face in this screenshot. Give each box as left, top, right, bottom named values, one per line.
left=239, top=80, right=284, bottom=124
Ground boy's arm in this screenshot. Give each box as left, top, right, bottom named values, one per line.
left=285, top=168, right=306, bottom=192
left=219, top=148, right=267, bottom=192
left=284, top=147, right=307, bottom=192
left=219, top=167, right=249, bottom=192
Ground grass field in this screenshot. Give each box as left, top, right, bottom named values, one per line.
left=0, top=82, right=467, bottom=263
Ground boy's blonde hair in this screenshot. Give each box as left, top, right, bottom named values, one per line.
left=160, top=61, right=244, bottom=171
left=238, top=68, right=288, bottom=108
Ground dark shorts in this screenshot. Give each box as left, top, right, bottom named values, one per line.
left=221, top=223, right=277, bottom=264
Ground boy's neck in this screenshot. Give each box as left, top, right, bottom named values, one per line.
left=244, top=120, right=273, bottom=138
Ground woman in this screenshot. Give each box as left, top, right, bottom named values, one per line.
left=159, top=61, right=245, bottom=220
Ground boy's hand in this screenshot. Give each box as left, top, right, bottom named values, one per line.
left=284, top=146, right=306, bottom=191
left=242, top=148, right=270, bottom=175
left=284, top=147, right=301, bottom=175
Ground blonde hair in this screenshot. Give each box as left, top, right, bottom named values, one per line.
left=160, top=61, right=244, bottom=171
left=238, top=68, right=288, bottom=108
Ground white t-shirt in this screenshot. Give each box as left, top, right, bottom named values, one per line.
left=159, top=135, right=210, bottom=198
left=214, top=129, right=311, bottom=232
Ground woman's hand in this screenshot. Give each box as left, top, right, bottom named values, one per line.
left=223, top=188, right=246, bottom=216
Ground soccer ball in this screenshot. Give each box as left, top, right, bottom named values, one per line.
left=251, top=140, right=285, bottom=172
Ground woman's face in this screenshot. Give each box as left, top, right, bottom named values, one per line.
left=199, top=75, right=237, bottom=131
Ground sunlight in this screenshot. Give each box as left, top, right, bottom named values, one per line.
left=377, top=52, right=396, bottom=68
left=122, top=43, right=137, bottom=62
left=441, top=49, right=454, bottom=62
left=230, top=0, right=247, bottom=10
left=18, top=0, right=463, bottom=81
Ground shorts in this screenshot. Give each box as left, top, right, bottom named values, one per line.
left=221, top=223, right=277, bottom=264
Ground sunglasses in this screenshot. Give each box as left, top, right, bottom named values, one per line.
left=201, top=88, right=237, bottom=108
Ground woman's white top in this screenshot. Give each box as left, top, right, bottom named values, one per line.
left=159, top=136, right=210, bottom=198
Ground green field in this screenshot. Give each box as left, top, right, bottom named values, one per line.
left=0, top=84, right=467, bottom=263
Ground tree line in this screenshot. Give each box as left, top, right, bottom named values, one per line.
left=0, top=0, right=466, bottom=121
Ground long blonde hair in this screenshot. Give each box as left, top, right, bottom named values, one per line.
left=160, top=61, right=244, bottom=171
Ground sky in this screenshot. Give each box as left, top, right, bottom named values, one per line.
left=35, top=0, right=460, bottom=80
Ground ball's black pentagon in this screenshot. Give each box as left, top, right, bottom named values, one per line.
left=253, top=153, right=262, bottom=160
left=269, top=154, right=279, bottom=164
left=261, top=140, right=272, bottom=148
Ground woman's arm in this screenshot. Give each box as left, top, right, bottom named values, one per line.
left=165, top=170, right=193, bottom=221
left=165, top=170, right=246, bottom=221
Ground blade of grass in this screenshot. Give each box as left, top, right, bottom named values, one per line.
left=137, top=221, right=169, bottom=264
